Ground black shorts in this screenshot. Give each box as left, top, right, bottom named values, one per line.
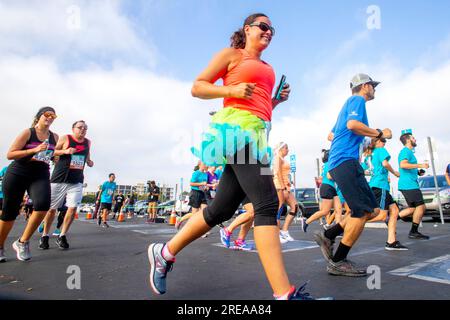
left=400, top=189, right=424, bottom=208
left=1, top=171, right=51, bottom=221
left=0, top=198, right=3, bottom=211
left=100, top=202, right=112, bottom=211
left=188, top=190, right=207, bottom=209
left=371, top=187, right=396, bottom=211
left=320, top=184, right=337, bottom=200
left=330, top=159, right=378, bottom=218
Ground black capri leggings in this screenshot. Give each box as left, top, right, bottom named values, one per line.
left=203, top=144, right=279, bottom=227
left=1, top=171, right=51, bottom=221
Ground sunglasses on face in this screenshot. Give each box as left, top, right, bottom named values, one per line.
left=75, top=126, right=88, bottom=130
left=249, top=22, right=275, bottom=36
left=380, top=138, right=386, bottom=143
left=43, top=112, right=57, bottom=119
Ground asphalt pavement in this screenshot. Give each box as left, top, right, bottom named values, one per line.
left=1, top=213, right=449, bottom=300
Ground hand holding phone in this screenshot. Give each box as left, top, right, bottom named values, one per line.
left=275, top=75, right=287, bottom=100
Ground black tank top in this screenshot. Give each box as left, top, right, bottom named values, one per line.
left=51, top=135, right=90, bottom=184
left=8, top=128, right=56, bottom=178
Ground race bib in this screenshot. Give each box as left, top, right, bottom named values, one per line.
left=32, top=150, right=53, bottom=164
left=70, top=155, right=86, bottom=170
left=107, top=189, right=114, bottom=196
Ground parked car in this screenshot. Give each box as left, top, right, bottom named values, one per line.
left=157, top=200, right=176, bottom=216
left=133, top=200, right=148, bottom=215
left=295, top=188, right=320, bottom=218
left=397, top=175, right=450, bottom=221
left=79, top=203, right=95, bottom=213
left=175, top=195, right=191, bottom=214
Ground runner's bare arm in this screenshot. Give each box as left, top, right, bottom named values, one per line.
left=192, top=48, right=255, bottom=99
left=382, top=160, right=400, bottom=177
left=399, top=160, right=428, bottom=170
left=6, top=129, right=35, bottom=160
left=86, top=140, right=94, bottom=167
left=347, top=120, right=392, bottom=139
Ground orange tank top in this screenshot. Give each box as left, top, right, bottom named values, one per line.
left=273, top=155, right=291, bottom=189
left=222, top=49, right=275, bottom=122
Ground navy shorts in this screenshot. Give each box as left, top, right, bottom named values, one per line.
left=320, top=184, right=337, bottom=200
left=400, top=189, right=424, bottom=208
left=372, top=187, right=396, bottom=211
left=330, top=159, right=379, bottom=218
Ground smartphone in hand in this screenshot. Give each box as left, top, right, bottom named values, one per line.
left=275, top=75, right=287, bottom=100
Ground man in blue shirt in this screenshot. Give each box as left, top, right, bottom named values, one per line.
left=397, top=130, right=430, bottom=239
left=366, top=138, right=407, bottom=250
left=314, top=73, right=392, bottom=277
left=97, top=173, right=117, bottom=228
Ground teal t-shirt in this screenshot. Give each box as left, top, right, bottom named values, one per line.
left=361, top=155, right=373, bottom=177
left=398, top=147, right=419, bottom=190
left=369, top=148, right=391, bottom=191
left=0, top=166, right=8, bottom=199
left=321, top=163, right=335, bottom=188
left=101, top=181, right=117, bottom=203
left=190, top=170, right=208, bottom=191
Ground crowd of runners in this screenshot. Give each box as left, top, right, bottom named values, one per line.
left=0, top=12, right=448, bottom=301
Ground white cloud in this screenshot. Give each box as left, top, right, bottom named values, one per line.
left=0, top=0, right=157, bottom=67
left=0, top=55, right=213, bottom=192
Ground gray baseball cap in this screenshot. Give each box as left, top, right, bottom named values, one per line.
left=350, top=73, right=380, bottom=89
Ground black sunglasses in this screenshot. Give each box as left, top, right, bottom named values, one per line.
left=249, top=22, right=275, bottom=36
left=380, top=138, right=387, bottom=143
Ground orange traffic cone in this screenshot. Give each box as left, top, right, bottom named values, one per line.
left=117, top=211, right=125, bottom=222
left=168, top=211, right=177, bottom=225
left=86, top=211, right=93, bottom=220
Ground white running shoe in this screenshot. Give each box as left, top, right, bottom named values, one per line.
left=279, top=233, right=289, bottom=244
left=280, top=230, right=295, bottom=242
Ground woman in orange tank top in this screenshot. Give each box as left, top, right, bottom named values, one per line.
left=273, top=142, right=299, bottom=243
left=146, top=13, right=328, bottom=300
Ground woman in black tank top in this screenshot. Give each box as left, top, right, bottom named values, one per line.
left=0, top=107, right=63, bottom=262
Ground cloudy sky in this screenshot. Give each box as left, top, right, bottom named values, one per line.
left=0, top=0, right=449, bottom=195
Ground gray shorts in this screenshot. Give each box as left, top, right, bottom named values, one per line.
left=50, top=183, right=83, bottom=209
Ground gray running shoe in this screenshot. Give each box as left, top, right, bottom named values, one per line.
left=327, top=259, right=367, bottom=277
left=12, top=239, right=31, bottom=262
left=0, top=247, right=6, bottom=263
left=313, top=230, right=334, bottom=263
left=148, top=243, right=174, bottom=295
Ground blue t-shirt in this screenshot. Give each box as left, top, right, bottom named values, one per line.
left=190, top=170, right=208, bottom=191
left=0, top=166, right=8, bottom=199
left=321, top=163, right=335, bottom=188
left=215, top=168, right=223, bottom=180
left=101, top=181, right=117, bottom=203
left=328, top=95, right=369, bottom=170
left=398, top=147, right=419, bottom=190
left=369, top=147, right=391, bottom=191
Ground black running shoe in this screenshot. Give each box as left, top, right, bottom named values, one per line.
left=327, top=259, right=367, bottom=277
left=385, top=241, right=409, bottom=251
left=408, top=231, right=430, bottom=240
left=39, top=236, right=50, bottom=250
left=56, top=235, right=69, bottom=250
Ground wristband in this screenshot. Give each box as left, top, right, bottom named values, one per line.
left=376, top=129, right=383, bottom=139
